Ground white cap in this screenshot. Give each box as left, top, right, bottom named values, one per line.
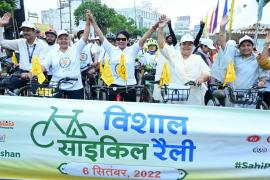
left=180, top=34, right=194, bottom=43
left=20, top=21, right=35, bottom=29
left=201, top=38, right=216, bottom=50
left=239, top=35, right=254, bottom=45
left=57, top=30, right=69, bottom=38
left=226, top=40, right=237, bottom=47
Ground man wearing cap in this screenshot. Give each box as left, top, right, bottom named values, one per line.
left=157, top=15, right=210, bottom=105
left=0, top=12, right=49, bottom=89
left=214, top=16, right=266, bottom=90
left=45, top=29, right=58, bottom=50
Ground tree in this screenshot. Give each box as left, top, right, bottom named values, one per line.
left=74, top=1, right=145, bottom=37
left=0, top=0, right=17, bottom=13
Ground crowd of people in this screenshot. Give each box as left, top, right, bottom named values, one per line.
left=0, top=10, right=270, bottom=109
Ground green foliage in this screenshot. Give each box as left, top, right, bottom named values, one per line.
left=74, top=1, right=146, bottom=37
left=0, top=0, right=17, bottom=12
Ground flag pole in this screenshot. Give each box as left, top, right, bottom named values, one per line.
left=254, top=19, right=259, bottom=47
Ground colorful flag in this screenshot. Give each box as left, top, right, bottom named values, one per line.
left=204, top=13, right=208, bottom=34
left=116, top=53, right=128, bottom=81
left=209, top=9, right=214, bottom=33
left=257, top=0, right=264, bottom=21
left=223, top=59, right=236, bottom=86
left=159, top=63, right=171, bottom=86
left=212, top=0, right=219, bottom=33
left=222, top=0, right=228, bottom=17
left=11, top=52, right=18, bottom=65
left=99, top=61, right=103, bottom=74
left=101, top=57, right=114, bottom=86
left=228, top=0, right=235, bottom=32
left=31, top=55, right=46, bottom=84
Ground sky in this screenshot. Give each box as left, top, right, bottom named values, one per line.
left=23, top=0, right=249, bottom=28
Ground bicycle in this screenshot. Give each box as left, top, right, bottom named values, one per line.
left=150, top=80, right=193, bottom=104
left=207, top=82, right=269, bottom=110
left=92, top=84, right=146, bottom=102
left=227, top=85, right=268, bottom=110
left=206, top=82, right=226, bottom=106
left=17, top=77, right=78, bottom=98
left=81, top=64, right=99, bottom=100
left=0, top=73, right=24, bottom=96
left=30, top=106, right=99, bottom=148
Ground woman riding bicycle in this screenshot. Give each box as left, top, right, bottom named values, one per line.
left=157, top=15, right=210, bottom=105
left=90, top=10, right=159, bottom=102
left=41, top=10, right=91, bottom=99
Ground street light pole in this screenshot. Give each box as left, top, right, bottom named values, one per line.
left=69, top=0, right=72, bottom=33
left=134, top=0, right=137, bottom=26
left=59, top=0, right=62, bottom=29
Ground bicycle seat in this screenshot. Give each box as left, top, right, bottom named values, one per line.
left=184, top=81, right=197, bottom=86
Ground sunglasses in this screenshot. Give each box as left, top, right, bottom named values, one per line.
left=116, top=38, right=127, bottom=42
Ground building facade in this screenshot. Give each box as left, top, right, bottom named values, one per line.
left=41, top=0, right=100, bottom=32
left=116, top=1, right=160, bottom=29
left=174, top=16, right=190, bottom=36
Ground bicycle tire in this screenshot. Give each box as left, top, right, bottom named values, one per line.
left=17, top=86, right=32, bottom=97
left=83, top=84, right=91, bottom=100
left=140, top=87, right=153, bottom=103
left=256, top=101, right=269, bottom=110
left=206, top=98, right=217, bottom=106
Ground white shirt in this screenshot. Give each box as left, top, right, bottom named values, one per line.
left=160, top=44, right=210, bottom=105
left=43, top=39, right=86, bottom=91
left=80, top=43, right=94, bottom=72
left=0, top=27, right=49, bottom=71
left=140, top=52, right=158, bottom=69
left=102, top=38, right=141, bottom=85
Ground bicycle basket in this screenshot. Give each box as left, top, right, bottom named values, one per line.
left=230, top=89, right=259, bottom=105
left=31, top=83, right=56, bottom=98
left=161, top=84, right=191, bottom=102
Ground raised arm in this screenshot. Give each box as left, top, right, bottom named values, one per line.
left=257, top=30, right=270, bottom=70
left=0, top=12, right=18, bottom=50
left=157, top=15, right=168, bottom=49
left=88, top=10, right=105, bottom=44
left=194, top=21, right=205, bottom=47
left=167, top=20, right=177, bottom=46
left=81, top=10, right=91, bottom=43
left=219, top=16, right=229, bottom=50
left=138, top=22, right=158, bottom=47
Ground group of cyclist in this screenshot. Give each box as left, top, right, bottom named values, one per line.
left=0, top=9, right=270, bottom=109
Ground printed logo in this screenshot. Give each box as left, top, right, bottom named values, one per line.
left=253, top=146, right=267, bottom=154
left=235, top=162, right=270, bottom=169
left=80, top=53, right=88, bottom=61
left=0, top=134, right=5, bottom=142
left=0, top=121, right=15, bottom=129
left=59, top=57, right=71, bottom=68
left=247, top=135, right=261, bottom=142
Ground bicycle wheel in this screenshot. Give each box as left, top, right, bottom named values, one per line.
left=140, top=87, right=152, bottom=103
left=206, top=98, right=217, bottom=106
left=17, top=86, right=32, bottom=96
left=83, top=84, right=91, bottom=100
left=98, top=89, right=107, bottom=101
left=30, top=121, right=54, bottom=148
left=256, top=101, right=269, bottom=110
